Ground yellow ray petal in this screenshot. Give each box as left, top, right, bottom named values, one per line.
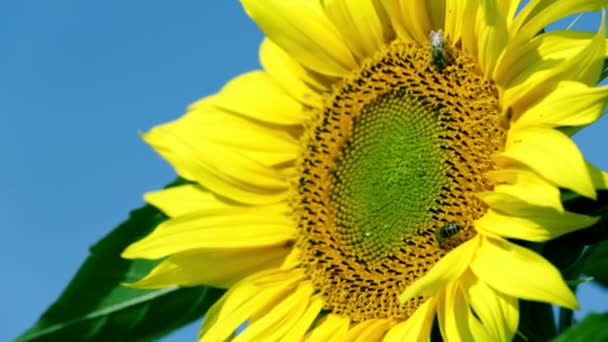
left=475, top=208, right=598, bottom=242
left=122, top=205, right=294, bottom=259
left=144, top=184, right=233, bottom=218
left=511, top=0, right=608, bottom=46
left=485, top=168, right=563, bottom=211
left=588, top=161, right=608, bottom=190
left=427, top=0, right=446, bottom=31
left=477, top=0, right=509, bottom=76
left=200, top=269, right=306, bottom=342
left=502, top=17, right=606, bottom=113
left=304, top=314, right=350, bottom=342
left=259, top=39, right=326, bottom=109
left=176, top=99, right=301, bottom=167
left=445, top=0, right=480, bottom=56
left=182, top=104, right=300, bottom=162
left=468, top=313, right=492, bottom=342
left=280, top=295, right=325, bottom=342
left=342, top=319, right=391, bottom=342
left=477, top=188, right=561, bottom=216
left=235, top=282, right=314, bottom=342
left=127, top=246, right=290, bottom=289
left=379, top=0, right=413, bottom=41
left=496, top=126, right=595, bottom=198
left=470, top=236, right=579, bottom=309
left=281, top=247, right=302, bottom=271
left=462, top=271, right=518, bottom=342
left=384, top=298, right=436, bottom=342
left=514, top=81, right=608, bottom=129
left=399, top=238, right=478, bottom=303
left=501, top=0, right=521, bottom=29
left=143, top=124, right=288, bottom=205
left=198, top=294, right=227, bottom=342
left=398, top=0, right=434, bottom=43
left=437, top=283, right=477, bottom=342
left=241, top=0, right=357, bottom=77
left=495, top=30, right=608, bottom=90
left=210, top=71, right=309, bottom=125
left=323, top=0, right=389, bottom=60
left=444, top=0, right=467, bottom=45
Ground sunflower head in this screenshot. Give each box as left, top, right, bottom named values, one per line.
left=123, top=1, right=608, bottom=340
left=293, top=37, right=506, bottom=321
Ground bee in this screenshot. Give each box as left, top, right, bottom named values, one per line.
left=430, top=29, right=448, bottom=69
left=436, top=222, right=463, bottom=248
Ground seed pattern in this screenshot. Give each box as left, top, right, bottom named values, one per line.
left=292, top=40, right=506, bottom=321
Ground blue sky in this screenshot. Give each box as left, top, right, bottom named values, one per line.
left=1, top=2, right=606, bottom=341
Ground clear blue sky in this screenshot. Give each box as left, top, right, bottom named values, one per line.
left=1, top=2, right=606, bottom=341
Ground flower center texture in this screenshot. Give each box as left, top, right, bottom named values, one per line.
left=293, top=40, right=507, bottom=321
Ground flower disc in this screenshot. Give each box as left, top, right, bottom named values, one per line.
left=294, top=40, right=507, bottom=321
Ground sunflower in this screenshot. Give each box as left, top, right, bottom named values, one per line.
left=122, top=1, right=608, bottom=341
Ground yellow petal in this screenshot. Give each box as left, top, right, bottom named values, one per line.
left=122, top=205, right=294, bottom=259
left=470, top=236, right=579, bottom=309
left=496, top=126, right=595, bottom=199
left=235, top=282, right=314, bottom=342
left=501, top=0, right=521, bottom=29
left=379, top=0, right=413, bottom=41
left=128, top=246, right=289, bottom=289
left=496, top=30, right=607, bottom=89
left=323, top=0, right=389, bottom=60
left=477, top=0, right=509, bottom=76
left=462, top=271, right=518, bottom=342
left=170, top=99, right=300, bottom=167
left=502, top=17, right=606, bottom=113
left=549, top=12, right=606, bottom=86
left=475, top=208, right=599, bottom=242
left=399, top=237, right=478, bottom=303
left=281, top=247, right=302, bottom=271
left=210, top=71, right=309, bottom=125
left=241, top=0, right=357, bottom=77
left=588, top=161, right=608, bottom=190
left=514, top=81, right=608, bottom=129
left=198, top=294, right=227, bottom=342
left=143, top=124, right=288, bottom=205
left=444, top=0, right=476, bottom=48
left=384, top=298, right=436, bottom=342
left=437, top=283, right=477, bottom=342
left=200, top=269, right=306, bottom=342
left=259, top=39, right=327, bottom=109
left=511, top=0, right=608, bottom=47
left=398, top=0, right=434, bottom=43
left=468, top=313, right=492, bottom=342
left=477, top=188, right=561, bottom=216
left=304, top=314, right=350, bottom=342
left=427, top=0, right=446, bottom=31
left=485, top=168, right=563, bottom=212
left=280, top=295, right=324, bottom=342
left=342, top=319, right=391, bottom=342
left=144, top=185, right=232, bottom=218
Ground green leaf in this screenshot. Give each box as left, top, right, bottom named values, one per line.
left=16, top=178, right=225, bottom=341
left=553, top=313, right=608, bottom=342
left=581, top=240, right=608, bottom=287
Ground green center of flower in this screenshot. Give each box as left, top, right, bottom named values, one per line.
left=332, top=90, right=449, bottom=260
left=294, top=40, right=506, bottom=321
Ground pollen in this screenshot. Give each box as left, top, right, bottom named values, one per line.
left=292, top=40, right=506, bottom=321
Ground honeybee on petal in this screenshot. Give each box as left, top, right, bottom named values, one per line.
left=436, top=222, right=463, bottom=248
